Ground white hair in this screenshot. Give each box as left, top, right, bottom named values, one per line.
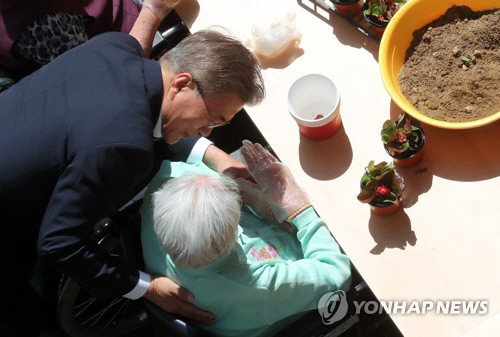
left=152, top=174, right=241, bottom=268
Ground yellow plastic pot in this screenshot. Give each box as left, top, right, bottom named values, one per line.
left=379, top=0, right=500, bottom=129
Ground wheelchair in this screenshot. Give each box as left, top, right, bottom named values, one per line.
left=55, top=107, right=404, bottom=337
left=55, top=181, right=403, bottom=337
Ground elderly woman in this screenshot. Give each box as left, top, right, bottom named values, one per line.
left=140, top=141, right=352, bottom=337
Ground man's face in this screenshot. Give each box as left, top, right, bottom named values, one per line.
left=160, top=74, right=244, bottom=144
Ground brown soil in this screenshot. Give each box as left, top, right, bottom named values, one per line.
left=399, top=6, right=500, bottom=122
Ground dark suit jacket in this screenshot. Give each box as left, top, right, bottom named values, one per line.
left=0, top=32, right=196, bottom=297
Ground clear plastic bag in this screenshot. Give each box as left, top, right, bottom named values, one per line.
left=246, top=12, right=302, bottom=59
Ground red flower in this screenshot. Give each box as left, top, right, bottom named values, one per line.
left=398, top=131, right=408, bottom=143
left=377, top=185, right=390, bottom=196
left=390, top=3, right=396, bottom=10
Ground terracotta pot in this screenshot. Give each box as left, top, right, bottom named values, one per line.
left=384, top=129, right=426, bottom=168
left=297, top=113, right=343, bottom=140
left=287, top=74, right=342, bottom=141
left=362, top=3, right=388, bottom=36
left=332, top=0, right=364, bottom=16
left=369, top=198, right=401, bottom=216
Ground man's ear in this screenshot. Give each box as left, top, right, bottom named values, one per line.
left=169, top=73, right=194, bottom=97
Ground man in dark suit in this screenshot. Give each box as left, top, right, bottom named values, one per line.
left=0, top=2, right=265, bottom=336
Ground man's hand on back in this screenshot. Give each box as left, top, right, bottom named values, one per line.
left=143, top=276, right=214, bottom=324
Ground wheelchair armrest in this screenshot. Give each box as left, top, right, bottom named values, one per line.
left=143, top=300, right=202, bottom=337
left=151, top=9, right=191, bottom=59
left=273, top=279, right=369, bottom=337
left=0, top=67, right=16, bottom=92
left=273, top=310, right=327, bottom=337
left=0, top=77, right=15, bottom=92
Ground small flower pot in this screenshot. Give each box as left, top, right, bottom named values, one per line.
left=287, top=74, right=342, bottom=140
left=369, top=198, right=401, bottom=216
left=359, top=164, right=404, bottom=216
left=362, top=3, right=388, bottom=37
left=384, top=129, right=426, bottom=168
left=331, top=0, right=364, bottom=17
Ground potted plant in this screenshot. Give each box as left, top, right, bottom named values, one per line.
left=363, top=0, right=408, bottom=36
left=381, top=113, right=425, bottom=168
left=330, top=0, right=364, bottom=17
left=357, top=161, right=405, bottom=216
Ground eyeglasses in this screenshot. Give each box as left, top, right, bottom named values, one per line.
left=194, top=80, right=231, bottom=129
left=205, top=117, right=231, bottom=129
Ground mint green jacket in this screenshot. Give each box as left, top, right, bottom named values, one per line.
left=140, top=161, right=351, bottom=337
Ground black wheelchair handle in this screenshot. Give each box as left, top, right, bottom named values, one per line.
left=151, top=11, right=191, bottom=59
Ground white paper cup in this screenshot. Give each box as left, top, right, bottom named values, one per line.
left=287, top=74, right=341, bottom=140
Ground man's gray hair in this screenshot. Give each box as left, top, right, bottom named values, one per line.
left=160, top=29, right=265, bottom=106
left=152, top=174, right=241, bottom=268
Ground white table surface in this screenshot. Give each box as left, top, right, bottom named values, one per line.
left=177, top=1, right=500, bottom=336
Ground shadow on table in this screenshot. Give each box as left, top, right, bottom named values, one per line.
left=397, top=164, right=433, bottom=209
left=296, top=0, right=379, bottom=60
left=368, top=209, right=417, bottom=255
left=390, top=101, right=500, bottom=182
left=298, top=122, right=353, bottom=180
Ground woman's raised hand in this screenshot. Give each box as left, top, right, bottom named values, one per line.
left=238, top=140, right=310, bottom=223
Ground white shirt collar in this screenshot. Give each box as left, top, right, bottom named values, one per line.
left=153, top=112, right=162, bottom=138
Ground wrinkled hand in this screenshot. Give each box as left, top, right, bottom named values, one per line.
left=237, top=178, right=279, bottom=225
left=142, top=0, right=181, bottom=19
left=143, top=276, right=214, bottom=324
left=219, top=157, right=253, bottom=181
left=239, top=140, right=310, bottom=223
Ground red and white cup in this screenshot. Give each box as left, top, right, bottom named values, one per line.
left=287, top=74, right=342, bottom=140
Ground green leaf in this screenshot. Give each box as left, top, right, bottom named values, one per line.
left=359, top=161, right=402, bottom=204
left=387, top=144, right=406, bottom=153
left=357, top=180, right=378, bottom=203
left=378, top=170, right=394, bottom=184
left=360, top=172, right=371, bottom=186
left=382, top=120, right=396, bottom=129
left=412, top=133, right=420, bottom=145
left=382, top=198, right=397, bottom=205
left=404, top=118, right=412, bottom=130
left=381, top=128, right=394, bottom=136
left=370, top=168, right=382, bottom=178
left=373, top=162, right=391, bottom=175
left=371, top=6, right=382, bottom=17
left=460, top=56, right=471, bottom=62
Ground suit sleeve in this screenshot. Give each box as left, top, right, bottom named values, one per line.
left=261, top=207, right=352, bottom=324
left=37, top=143, right=154, bottom=298
left=154, top=135, right=202, bottom=162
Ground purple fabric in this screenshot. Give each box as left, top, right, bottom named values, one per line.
left=0, top=0, right=140, bottom=74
